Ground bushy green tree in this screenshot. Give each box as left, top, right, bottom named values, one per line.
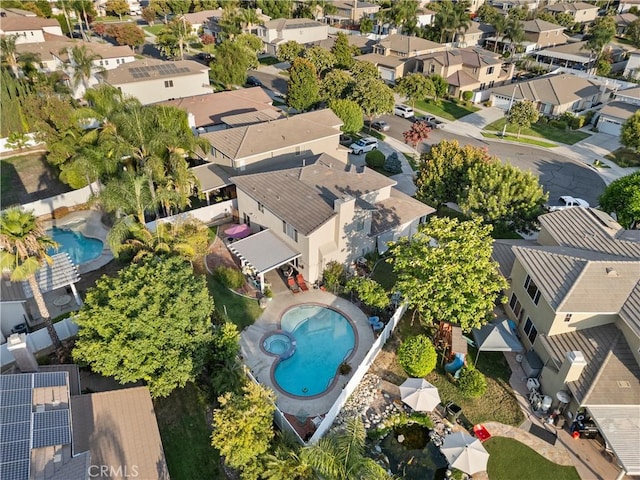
left=331, top=32, right=355, bottom=69
left=72, top=256, right=214, bottom=397
left=360, top=16, right=373, bottom=34
left=277, top=40, right=304, bottom=63
left=105, top=0, right=129, bottom=19
left=303, top=46, right=336, bottom=78
left=457, top=366, right=487, bottom=398
left=627, top=19, right=640, bottom=48
left=329, top=99, right=363, bottom=134
left=351, top=79, right=394, bottom=124
left=395, top=73, right=434, bottom=108
left=365, top=150, right=385, bottom=168
left=507, top=100, right=539, bottom=138
left=107, top=23, right=145, bottom=51
left=350, top=60, right=380, bottom=82
left=287, top=58, right=320, bottom=111
left=156, top=18, right=198, bottom=60
left=212, top=382, right=276, bottom=478
left=209, top=40, right=254, bottom=88
left=599, top=171, right=640, bottom=228
left=321, top=69, right=353, bottom=100
left=388, top=216, right=507, bottom=331
left=398, top=335, right=437, bottom=377
left=429, top=74, right=448, bottom=102
left=621, top=110, right=640, bottom=153
left=583, top=15, right=616, bottom=61
left=322, top=261, right=346, bottom=293
left=214, top=266, right=245, bottom=289
left=345, top=277, right=390, bottom=310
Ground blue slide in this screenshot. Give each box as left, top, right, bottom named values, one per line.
left=445, top=353, right=466, bottom=378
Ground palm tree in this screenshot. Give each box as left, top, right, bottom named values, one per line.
left=98, top=172, right=155, bottom=226
left=504, top=17, right=525, bottom=55
left=302, top=417, right=393, bottom=480
left=0, top=207, right=64, bottom=358
left=492, top=15, right=508, bottom=52
left=67, top=45, right=105, bottom=93
left=239, top=8, right=260, bottom=34
left=1, top=35, right=20, bottom=78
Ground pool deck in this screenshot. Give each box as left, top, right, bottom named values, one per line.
left=240, top=290, right=374, bottom=419
left=43, top=209, right=113, bottom=274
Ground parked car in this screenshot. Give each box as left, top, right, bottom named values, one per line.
left=366, top=120, right=390, bottom=132
left=245, top=76, right=263, bottom=87
left=547, top=196, right=590, bottom=211
left=394, top=104, right=415, bottom=118
left=423, top=115, right=445, bottom=129
left=350, top=137, right=378, bottom=155
left=197, top=52, right=213, bottom=63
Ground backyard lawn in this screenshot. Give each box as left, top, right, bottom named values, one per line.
left=1, top=153, right=70, bottom=206
left=605, top=147, right=640, bottom=168
left=154, top=383, right=222, bottom=480
left=413, top=99, right=480, bottom=121
left=484, top=437, right=581, bottom=480
left=207, top=277, right=263, bottom=330
left=484, top=118, right=590, bottom=145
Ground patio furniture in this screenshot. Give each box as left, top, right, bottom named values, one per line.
left=473, top=424, right=492, bottom=442
left=287, top=277, right=300, bottom=293
left=399, top=378, right=441, bottom=412
left=296, top=274, right=309, bottom=291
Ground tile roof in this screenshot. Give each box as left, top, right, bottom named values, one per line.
left=490, top=73, right=603, bottom=106
left=200, top=109, right=342, bottom=160
left=370, top=189, right=435, bottom=235
left=0, top=15, right=61, bottom=31
left=546, top=1, right=599, bottom=12
left=71, top=387, right=169, bottom=480
left=620, top=282, right=640, bottom=337
left=599, top=101, right=640, bottom=121
left=377, top=34, right=444, bottom=54
left=106, top=58, right=207, bottom=85
left=523, top=18, right=565, bottom=33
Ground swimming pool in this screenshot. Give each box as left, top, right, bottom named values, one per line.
left=47, top=227, right=104, bottom=265
left=268, top=304, right=356, bottom=397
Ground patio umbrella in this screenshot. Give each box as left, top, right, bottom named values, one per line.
left=224, top=224, right=251, bottom=239
left=399, top=378, right=441, bottom=412
left=441, top=431, right=490, bottom=475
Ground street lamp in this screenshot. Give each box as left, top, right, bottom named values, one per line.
left=501, top=85, right=518, bottom=138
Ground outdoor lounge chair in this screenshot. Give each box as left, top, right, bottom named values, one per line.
left=287, top=276, right=300, bottom=293
left=296, top=274, right=309, bottom=291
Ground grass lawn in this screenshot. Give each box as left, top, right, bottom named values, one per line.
left=413, top=99, right=480, bottom=121
left=484, top=118, right=590, bottom=145
left=605, top=147, right=640, bottom=167
left=207, top=277, right=263, bottom=330
left=482, top=132, right=557, bottom=148
left=370, top=259, right=396, bottom=291
left=1, top=153, right=70, bottom=206
left=361, top=128, right=386, bottom=141
left=259, top=56, right=280, bottom=65
left=154, top=383, right=222, bottom=480
left=484, top=437, right=580, bottom=480
left=403, top=153, right=419, bottom=171
left=143, top=24, right=165, bottom=35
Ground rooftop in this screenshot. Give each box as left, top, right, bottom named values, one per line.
left=376, top=34, right=445, bottom=54
left=546, top=1, right=599, bottom=12
left=490, top=73, right=604, bottom=106
left=599, top=101, right=640, bottom=121
left=106, top=59, right=207, bottom=85
left=0, top=16, right=61, bottom=31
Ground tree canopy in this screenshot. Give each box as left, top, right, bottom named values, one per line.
left=507, top=100, right=539, bottom=138
left=621, top=110, right=640, bottom=153
left=287, top=58, right=320, bottom=111
left=388, top=216, right=508, bottom=331
left=329, top=99, right=363, bottom=134
left=351, top=78, right=394, bottom=122
left=599, top=171, right=640, bottom=229
left=395, top=73, right=434, bottom=108
left=72, top=256, right=214, bottom=397
left=156, top=17, right=198, bottom=60
left=331, top=32, right=356, bottom=69
left=277, top=40, right=304, bottom=63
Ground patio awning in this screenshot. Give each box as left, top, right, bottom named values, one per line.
left=227, top=229, right=300, bottom=274
left=586, top=405, right=640, bottom=475
left=21, top=253, right=80, bottom=298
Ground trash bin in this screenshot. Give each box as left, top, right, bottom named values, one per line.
left=445, top=402, right=462, bottom=423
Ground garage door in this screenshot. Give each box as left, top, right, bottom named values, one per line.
left=380, top=68, right=395, bottom=83
left=598, top=117, right=622, bottom=136
left=492, top=94, right=512, bottom=110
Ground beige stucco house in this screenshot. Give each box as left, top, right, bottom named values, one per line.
left=596, top=86, right=640, bottom=136
left=545, top=2, right=599, bottom=23
left=493, top=207, right=640, bottom=478
left=490, top=73, right=607, bottom=115
left=104, top=58, right=211, bottom=105
left=418, top=47, right=515, bottom=102
left=328, top=0, right=380, bottom=24
left=230, top=157, right=435, bottom=284
left=522, top=19, right=568, bottom=49
left=257, top=18, right=328, bottom=55
left=454, top=22, right=496, bottom=48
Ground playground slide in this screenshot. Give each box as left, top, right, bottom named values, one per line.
left=445, top=353, right=466, bottom=377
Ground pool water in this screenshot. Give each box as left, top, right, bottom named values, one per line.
left=47, top=227, right=103, bottom=265
left=274, top=305, right=355, bottom=397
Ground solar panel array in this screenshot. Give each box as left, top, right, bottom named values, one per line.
left=0, top=373, right=71, bottom=480
left=129, top=63, right=191, bottom=79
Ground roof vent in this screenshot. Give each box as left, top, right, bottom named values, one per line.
left=605, top=267, right=619, bottom=277
left=617, top=380, right=631, bottom=388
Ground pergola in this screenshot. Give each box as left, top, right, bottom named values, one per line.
left=227, top=229, right=301, bottom=292
left=21, top=253, right=82, bottom=306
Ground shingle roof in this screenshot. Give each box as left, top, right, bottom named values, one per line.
left=490, top=73, right=603, bottom=106
left=523, top=18, right=565, bottom=33
left=377, top=34, right=444, bottom=54
left=620, top=282, right=640, bottom=337
left=355, top=52, right=406, bottom=68
left=16, top=38, right=133, bottom=62
left=463, top=22, right=496, bottom=36
left=546, top=1, right=598, bottom=12
left=264, top=17, right=325, bottom=31
left=0, top=15, right=61, bottom=31
left=200, top=109, right=342, bottom=160
left=447, top=69, right=478, bottom=88
left=599, top=101, right=640, bottom=122
left=492, top=239, right=538, bottom=277
left=420, top=47, right=502, bottom=68
left=370, top=189, right=435, bottom=235
left=221, top=109, right=283, bottom=127
left=615, top=85, right=640, bottom=100
left=181, top=9, right=223, bottom=24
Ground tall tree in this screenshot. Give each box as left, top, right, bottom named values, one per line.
left=582, top=15, right=616, bottom=70
left=507, top=100, right=539, bottom=138
left=105, top=0, right=129, bottom=20
left=0, top=208, right=64, bottom=357
left=359, top=16, right=373, bottom=34
left=150, top=0, right=172, bottom=23
left=302, top=46, right=336, bottom=79
left=395, top=73, right=434, bottom=108
left=302, top=417, right=392, bottom=480
left=387, top=0, right=419, bottom=34
left=626, top=19, right=640, bottom=48
left=210, top=40, right=255, bottom=88
left=429, top=74, right=448, bottom=101
left=287, top=58, right=320, bottom=111
left=329, top=99, right=363, bottom=134
left=212, top=382, right=276, bottom=478
left=403, top=120, right=431, bottom=157
left=599, top=171, right=640, bottom=229
left=156, top=17, right=198, bottom=60
left=491, top=15, right=508, bottom=52
left=331, top=32, right=355, bottom=69
left=277, top=40, right=304, bottom=63
left=350, top=79, right=394, bottom=124
left=67, top=45, right=106, bottom=92
left=350, top=60, right=380, bottom=82
left=0, top=35, right=20, bottom=78
left=72, top=256, right=214, bottom=397
left=388, top=216, right=507, bottom=331
left=107, top=23, right=146, bottom=51
left=621, top=110, right=640, bottom=153
left=321, top=69, right=353, bottom=101
left=504, top=17, right=525, bottom=54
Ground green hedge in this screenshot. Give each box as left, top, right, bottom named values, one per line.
left=214, top=266, right=244, bottom=289
left=365, top=150, right=385, bottom=168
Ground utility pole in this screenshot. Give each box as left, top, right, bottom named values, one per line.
left=501, top=84, right=518, bottom=137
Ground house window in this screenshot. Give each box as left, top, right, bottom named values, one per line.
left=487, top=66, right=494, bottom=74
left=564, top=314, right=572, bottom=323
left=104, top=60, right=109, bottom=65
left=258, top=202, right=264, bottom=213
left=509, top=293, right=523, bottom=320
left=489, top=81, right=495, bottom=88
left=99, top=60, right=104, bottom=66
left=355, top=218, right=365, bottom=231
left=524, top=275, right=541, bottom=305
left=523, top=317, right=538, bottom=344
left=243, top=213, right=251, bottom=227
left=283, top=221, right=298, bottom=242
left=429, top=64, right=435, bottom=74
left=164, top=80, right=174, bottom=88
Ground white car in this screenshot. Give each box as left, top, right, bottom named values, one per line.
left=394, top=104, right=415, bottom=118
left=350, top=137, right=378, bottom=155
left=547, top=196, right=590, bottom=211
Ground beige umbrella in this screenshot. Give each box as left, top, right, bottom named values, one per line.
left=441, top=431, right=490, bottom=475
left=399, top=378, right=441, bottom=412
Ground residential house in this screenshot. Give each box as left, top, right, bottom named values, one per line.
left=596, top=86, right=640, bottom=135
left=0, top=14, right=63, bottom=44
left=312, top=34, right=376, bottom=54
left=160, top=88, right=282, bottom=133
left=490, top=73, right=607, bottom=115
left=488, top=0, right=540, bottom=12
left=615, top=12, right=639, bottom=36
left=356, top=34, right=447, bottom=83
left=545, top=2, right=599, bottom=23
left=198, top=109, right=347, bottom=172
left=454, top=22, right=496, bottom=48
left=179, top=9, right=225, bottom=35
left=624, top=52, right=640, bottom=79
left=416, top=8, right=437, bottom=27
left=493, top=207, right=640, bottom=479
left=417, top=47, right=515, bottom=102
left=230, top=158, right=435, bottom=284
left=104, top=58, right=211, bottom=105
left=326, top=1, right=380, bottom=25
left=93, top=0, right=142, bottom=16
left=523, top=19, right=567, bottom=49
left=533, top=41, right=633, bottom=73
left=618, top=0, right=640, bottom=13
left=257, top=18, right=328, bottom=55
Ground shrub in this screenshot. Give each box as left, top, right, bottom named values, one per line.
left=365, top=150, right=385, bottom=168
left=322, top=261, right=346, bottom=293
left=339, top=362, right=352, bottom=375
left=214, top=266, right=245, bottom=289
left=384, top=152, right=403, bottom=174
left=549, top=119, right=568, bottom=130
left=583, top=110, right=596, bottom=125
left=457, top=366, right=487, bottom=398
left=462, top=91, right=473, bottom=103
left=398, top=335, right=437, bottom=377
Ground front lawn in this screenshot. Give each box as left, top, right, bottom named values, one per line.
left=143, top=24, right=165, bottom=35
left=207, top=277, right=263, bottom=330
left=482, top=132, right=557, bottom=148
left=484, top=437, right=581, bottom=480
left=361, top=128, right=386, bottom=141
left=605, top=147, right=640, bottom=167
left=484, top=118, right=590, bottom=145
left=413, top=99, right=480, bottom=121
left=259, top=56, right=280, bottom=65
left=154, top=383, right=222, bottom=480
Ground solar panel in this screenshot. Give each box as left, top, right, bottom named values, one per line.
left=0, top=388, right=32, bottom=407
left=0, top=405, right=30, bottom=424
left=0, top=440, right=30, bottom=462
left=0, top=459, right=30, bottom=480
left=0, top=374, right=31, bottom=390
left=33, top=410, right=69, bottom=430
left=0, top=422, right=30, bottom=443
left=34, top=372, right=66, bottom=388
left=32, top=426, right=71, bottom=448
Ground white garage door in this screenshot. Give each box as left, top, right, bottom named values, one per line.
left=492, top=94, right=512, bottom=110
left=380, top=68, right=395, bottom=83
left=598, top=117, right=622, bottom=136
